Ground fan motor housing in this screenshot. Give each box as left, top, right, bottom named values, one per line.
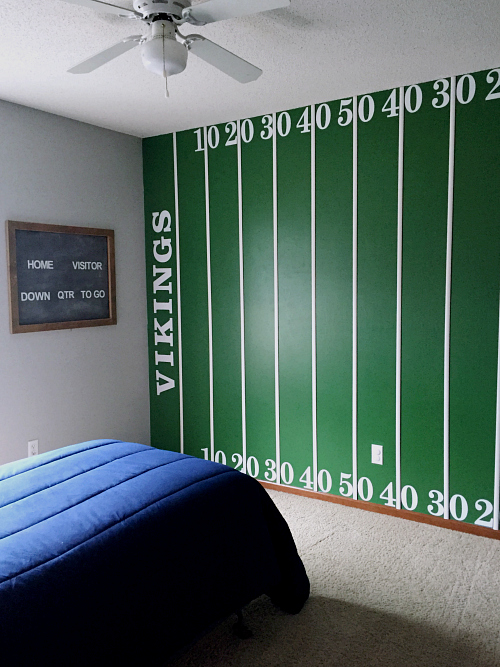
left=133, top=0, right=190, bottom=21
left=141, top=20, right=188, bottom=77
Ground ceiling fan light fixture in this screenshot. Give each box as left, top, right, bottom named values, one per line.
left=64, top=0, right=289, bottom=83
left=141, top=20, right=188, bottom=77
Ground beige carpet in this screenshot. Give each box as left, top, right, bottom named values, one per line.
left=169, top=489, right=500, bottom=666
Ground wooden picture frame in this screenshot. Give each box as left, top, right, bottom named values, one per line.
left=6, top=220, right=117, bottom=333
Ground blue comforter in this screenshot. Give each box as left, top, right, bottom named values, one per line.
left=0, top=440, right=309, bottom=663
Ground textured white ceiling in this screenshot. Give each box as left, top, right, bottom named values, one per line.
left=0, top=0, right=499, bottom=138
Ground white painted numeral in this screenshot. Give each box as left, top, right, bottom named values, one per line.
left=456, top=74, right=476, bottom=105
left=380, top=482, right=397, bottom=507
left=450, top=494, right=468, bottom=521
left=474, top=499, right=494, bottom=527
left=316, top=104, right=331, bottom=130
left=225, top=121, right=238, bottom=146
left=232, top=453, right=243, bottom=470
left=299, top=466, right=314, bottom=490
left=214, top=450, right=227, bottom=464
left=280, top=461, right=294, bottom=485
left=339, top=472, right=354, bottom=496
left=277, top=112, right=292, bottom=137
left=260, top=115, right=274, bottom=140
left=201, top=447, right=209, bottom=460
left=382, top=89, right=399, bottom=118
left=194, top=127, right=205, bottom=152
left=427, top=490, right=445, bottom=516
left=405, top=85, right=423, bottom=113
left=338, top=99, right=353, bottom=127
left=296, top=107, right=312, bottom=134
left=241, top=119, right=255, bottom=143
left=247, top=456, right=260, bottom=478
left=265, top=458, right=277, bottom=481
left=317, top=469, right=333, bottom=493
left=401, top=485, right=418, bottom=511
left=432, top=79, right=450, bottom=108
left=358, top=476, right=374, bottom=501
left=486, top=69, right=500, bottom=101
left=358, top=95, right=375, bottom=123
left=207, top=125, right=220, bottom=149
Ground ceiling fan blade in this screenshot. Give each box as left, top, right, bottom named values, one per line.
left=60, top=0, right=139, bottom=18
left=68, top=36, right=142, bottom=74
left=184, top=0, right=290, bottom=24
left=187, top=36, right=262, bottom=83
left=185, top=0, right=290, bottom=24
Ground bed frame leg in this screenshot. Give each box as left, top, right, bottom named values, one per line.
left=233, top=609, right=253, bottom=639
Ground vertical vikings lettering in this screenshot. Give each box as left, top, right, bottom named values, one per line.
left=152, top=210, right=175, bottom=395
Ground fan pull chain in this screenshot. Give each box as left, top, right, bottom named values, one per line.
left=162, top=24, right=169, bottom=99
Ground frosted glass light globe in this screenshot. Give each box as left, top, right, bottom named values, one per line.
left=141, top=21, right=188, bottom=77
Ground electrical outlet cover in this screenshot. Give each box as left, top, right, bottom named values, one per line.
left=371, top=444, right=383, bottom=465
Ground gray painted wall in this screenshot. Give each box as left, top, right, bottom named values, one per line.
left=0, top=100, right=149, bottom=465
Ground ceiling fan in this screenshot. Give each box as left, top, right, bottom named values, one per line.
left=65, top=0, right=290, bottom=93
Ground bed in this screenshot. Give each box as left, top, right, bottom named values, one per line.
left=0, top=439, right=309, bottom=663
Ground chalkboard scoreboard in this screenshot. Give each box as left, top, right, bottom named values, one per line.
left=7, top=221, right=116, bottom=333
left=143, top=66, right=500, bottom=535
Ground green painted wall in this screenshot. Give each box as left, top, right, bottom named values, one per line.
left=143, top=67, right=500, bottom=530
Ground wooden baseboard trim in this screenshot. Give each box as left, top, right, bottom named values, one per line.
left=259, top=481, right=500, bottom=541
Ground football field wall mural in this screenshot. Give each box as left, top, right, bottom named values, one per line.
left=143, top=66, right=500, bottom=534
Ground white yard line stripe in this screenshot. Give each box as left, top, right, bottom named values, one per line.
left=352, top=97, right=358, bottom=500
left=273, top=112, right=281, bottom=485
left=494, top=300, right=500, bottom=530
left=444, top=76, right=456, bottom=520
left=204, top=126, right=215, bottom=462
left=311, top=105, right=318, bottom=492
left=173, top=132, right=184, bottom=454
left=395, top=87, right=404, bottom=510
left=237, top=121, right=248, bottom=474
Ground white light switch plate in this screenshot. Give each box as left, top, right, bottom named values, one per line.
left=371, top=444, right=383, bottom=465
